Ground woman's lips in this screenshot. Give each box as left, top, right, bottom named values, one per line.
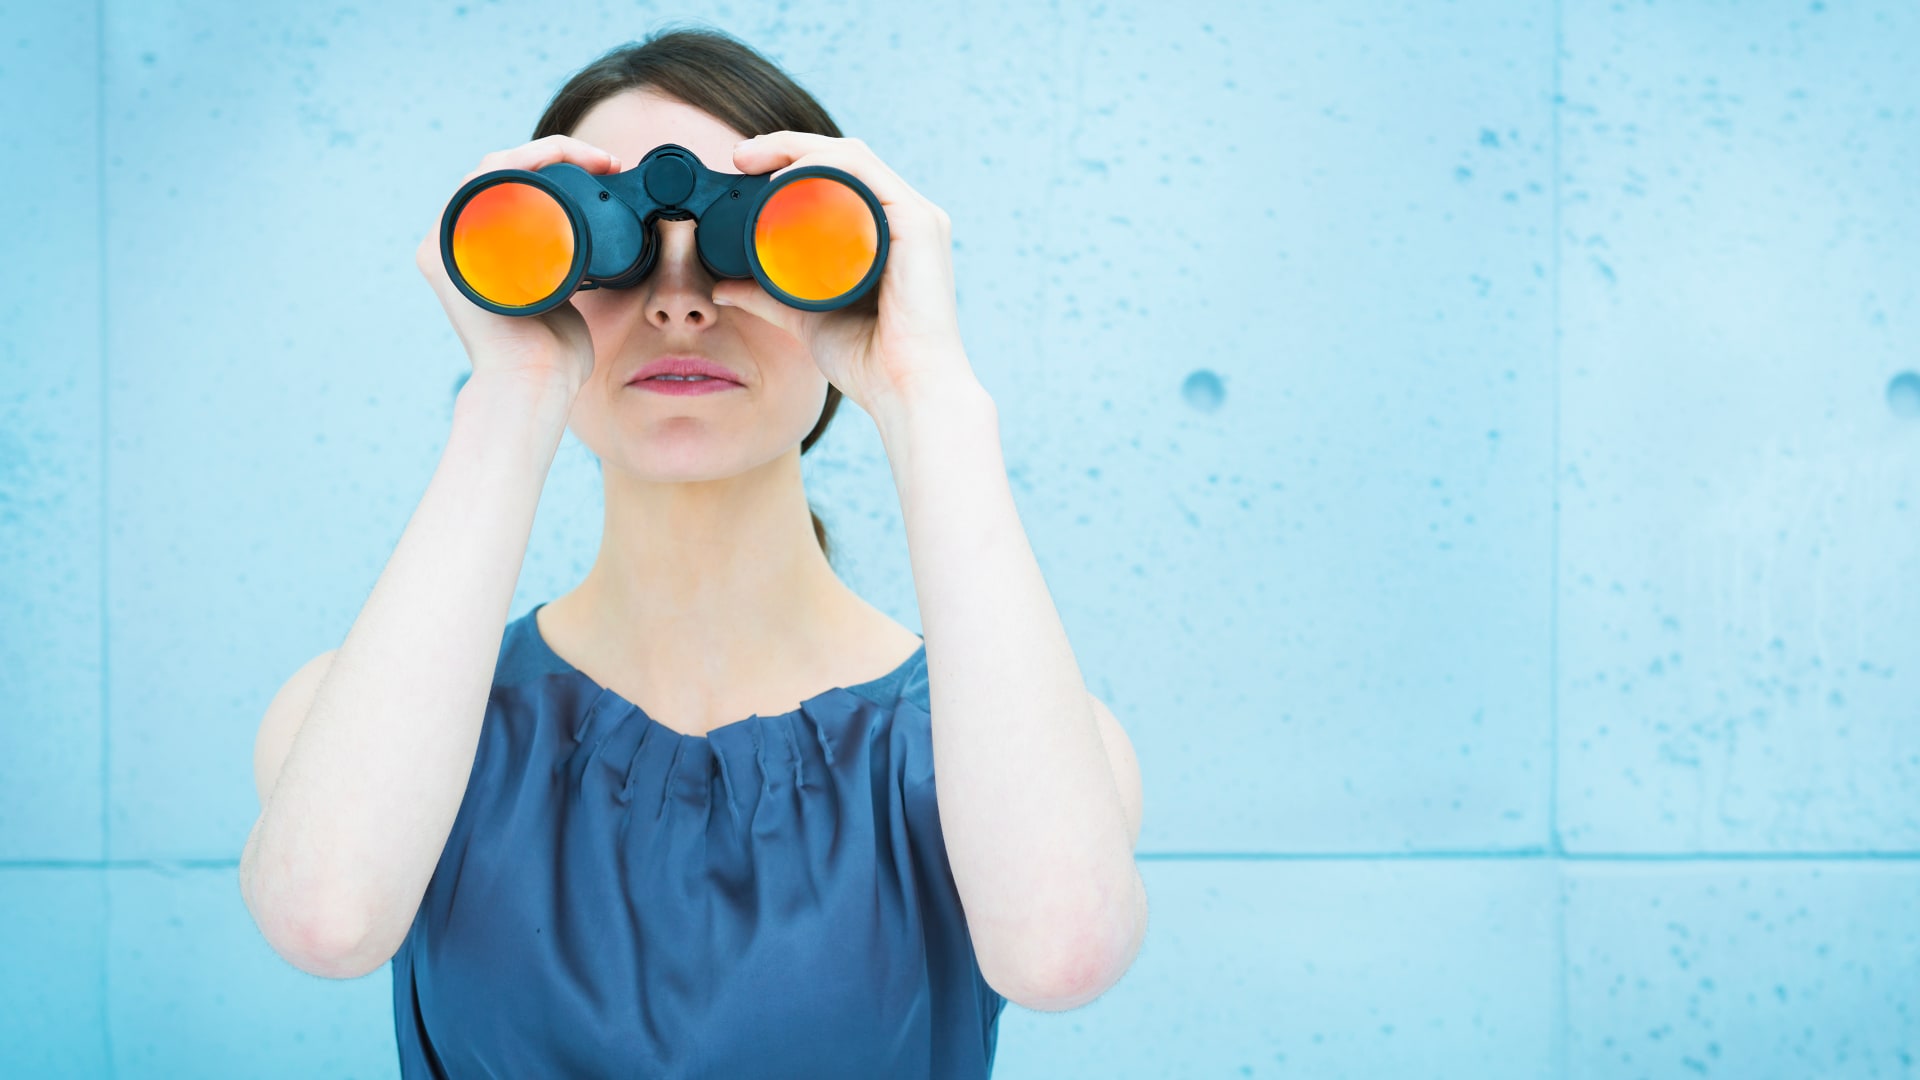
left=631, top=375, right=743, bottom=396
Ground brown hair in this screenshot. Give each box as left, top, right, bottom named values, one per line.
left=531, top=25, right=848, bottom=563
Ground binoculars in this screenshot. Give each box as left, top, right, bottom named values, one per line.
left=439, top=142, right=891, bottom=317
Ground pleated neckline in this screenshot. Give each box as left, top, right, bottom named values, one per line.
left=518, top=600, right=926, bottom=741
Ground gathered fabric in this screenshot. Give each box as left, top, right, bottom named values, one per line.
left=391, top=602, right=1007, bottom=1079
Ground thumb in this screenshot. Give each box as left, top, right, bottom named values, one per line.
left=713, top=280, right=809, bottom=342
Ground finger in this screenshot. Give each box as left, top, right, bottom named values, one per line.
left=733, top=132, right=918, bottom=211
left=463, top=134, right=621, bottom=185
left=712, top=278, right=813, bottom=344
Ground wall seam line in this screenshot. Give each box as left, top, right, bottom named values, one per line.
left=97, top=0, right=115, bottom=1076
left=1550, top=1, right=1569, bottom=1075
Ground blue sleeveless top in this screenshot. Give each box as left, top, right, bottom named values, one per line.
left=390, top=602, right=1008, bottom=1078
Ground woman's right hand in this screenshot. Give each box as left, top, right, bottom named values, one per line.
left=416, top=134, right=624, bottom=401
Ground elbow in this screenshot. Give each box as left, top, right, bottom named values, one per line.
left=282, top=909, right=396, bottom=980
left=988, top=873, right=1149, bottom=1013
left=262, top=903, right=386, bottom=981
left=240, top=867, right=389, bottom=981
left=284, top=916, right=390, bottom=981
left=993, top=938, right=1140, bottom=1014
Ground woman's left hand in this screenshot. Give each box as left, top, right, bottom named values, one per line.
left=712, top=132, right=979, bottom=418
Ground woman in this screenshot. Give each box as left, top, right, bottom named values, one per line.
left=239, top=27, right=1145, bottom=1079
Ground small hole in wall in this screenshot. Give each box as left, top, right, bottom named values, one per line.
left=1887, top=371, right=1920, bottom=419
left=1182, top=369, right=1225, bottom=412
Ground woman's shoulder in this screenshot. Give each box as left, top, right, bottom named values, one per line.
left=894, top=638, right=929, bottom=714
left=841, top=619, right=929, bottom=715
left=492, top=605, right=563, bottom=687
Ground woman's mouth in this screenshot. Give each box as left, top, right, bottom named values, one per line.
left=631, top=374, right=743, bottom=396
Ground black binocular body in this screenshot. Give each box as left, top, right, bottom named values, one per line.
left=440, top=141, right=890, bottom=318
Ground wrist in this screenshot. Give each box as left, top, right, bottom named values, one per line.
left=450, top=372, right=576, bottom=473
left=872, top=373, right=996, bottom=444
left=455, top=370, right=577, bottom=426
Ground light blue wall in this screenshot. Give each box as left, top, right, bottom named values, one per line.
left=1, top=1, right=1915, bottom=1076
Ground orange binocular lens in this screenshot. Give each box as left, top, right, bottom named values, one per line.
left=750, top=176, right=881, bottom=303
left=447, top=181, right=579, bottom=309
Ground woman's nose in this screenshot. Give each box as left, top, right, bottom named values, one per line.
left=642, top=217, right=721, bottom=327
left=649, top=217, right=704, bottom=272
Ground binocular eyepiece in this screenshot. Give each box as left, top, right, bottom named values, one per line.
left=440, top=142, right=891, bottom=317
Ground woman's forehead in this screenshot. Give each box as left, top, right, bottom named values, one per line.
left=573, top=88, right=746, bottom=175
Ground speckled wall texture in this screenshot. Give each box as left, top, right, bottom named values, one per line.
left=1, top=1, right=1915, bottom=1077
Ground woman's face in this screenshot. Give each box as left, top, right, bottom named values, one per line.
left=563, top=88, right=829, bottom=481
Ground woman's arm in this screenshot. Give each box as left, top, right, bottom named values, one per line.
left=873, top=368, right=1148, bottom=1014
left=707, top=131, right=1146, bottom=1011
left=239, top=374, right=571, bottom=979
